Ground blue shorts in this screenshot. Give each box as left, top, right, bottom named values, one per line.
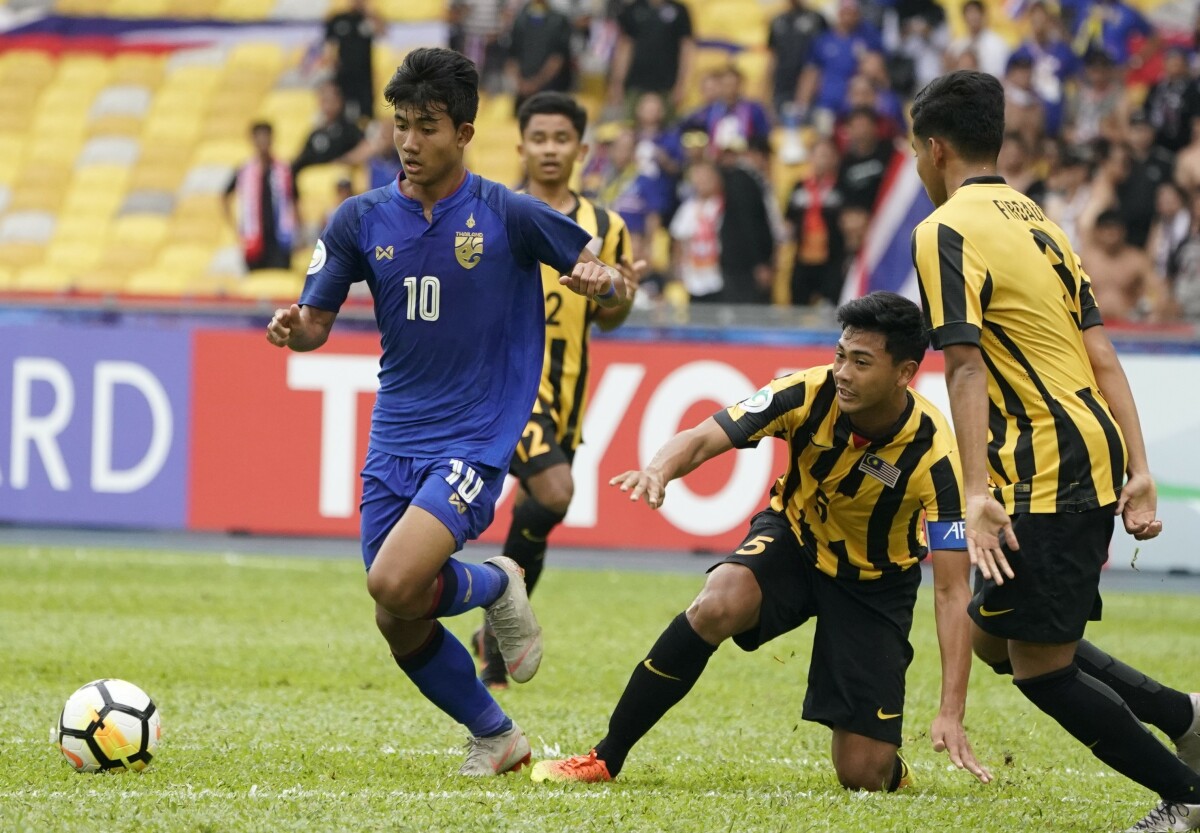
left=359, top=448, right=506, bottom=570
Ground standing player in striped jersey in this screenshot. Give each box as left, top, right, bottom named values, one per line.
left=266, top=49, right=626, bottom=778
left=532, top=292, right=992, bottom=790
left=474, top=91, right=642, bottom=689
left=910, top=70, right=1200, bottom=832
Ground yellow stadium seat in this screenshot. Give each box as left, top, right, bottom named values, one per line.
left=214, top=0, right=273, bottom=21
left=192, top=139, right=249, bottom=167
left=162, top=65, right=222, bottom=94
left=0, top=243, right=46, bottom=270
left=25, top=134, right=86, bottom=168
left=56, top=55, right=113, bottom=89
left=51, top=216, right=111, bottom=248
left=130, top=160, right=188, bottom=192
left=8, top=185, right=65, bottom=213
left=162, top=0, right=217, bottom=17
left=111, top=53, right=166, bottom=86
left=112, top=214, right=171, bottom=248
left=142, top=111, right=205, bottom=144
left=72, top=265, right=137, bottom=294
left=0, top=264, right=12, bottom=290
left=259, top=89, right=317, bottom=125
left=88, top=115, right=145, bottom=137
left=44, top=240, right=104, bottom=273
left=13, top=264, right=71, bottom=293
left=108, top=0, right=170, bottom=15
left=226, top=42, right=286, bottom=75
left=155, top=242, right=215, bottom=277
left=123, top=267, right=188, bottom=296
left=0, top=50, right=56, bottom=88
left=377, top=0, right=442, bottom=21
left=168, top=212, right=224, bottom=247
left=60, top=191, right=124, bottom=223
left=231, top=270, right=304, bottom=300
left=54, top=0, right=115, bottom=14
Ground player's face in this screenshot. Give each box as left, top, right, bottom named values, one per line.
left=519, top=114, right=584, bottom=187
left=833, top=328, right=912, bottom=417
left=394, top=105, right=472, bottom=189
left=912, top=136, right=948, bottom=206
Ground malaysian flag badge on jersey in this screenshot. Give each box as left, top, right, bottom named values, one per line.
left=859, top=453, right=901, bottom=488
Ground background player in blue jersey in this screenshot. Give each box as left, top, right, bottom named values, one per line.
left=265, top=47, right=624, bottom=777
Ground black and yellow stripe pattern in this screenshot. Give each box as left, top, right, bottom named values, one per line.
left=531, top=194, right=630, bottom=450
left=715, top=365, right=964, bottom=581
left=913, top=176, right=1126, bottom=514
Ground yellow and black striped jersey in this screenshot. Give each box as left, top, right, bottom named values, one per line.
left=531, top=193, right=630, bottom=449
left=913, top=176, right=1127, bottom=514
left=714, top=365, right=964, bottom=581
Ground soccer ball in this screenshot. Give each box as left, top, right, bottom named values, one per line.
left=55, top=679, right=161, bottom=773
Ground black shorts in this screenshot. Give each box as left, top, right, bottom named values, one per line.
left=715, top=510, right=921, bottom=746
left=508, top=412, right=575, bottom=482
left=968, top=505, right=1115, bottom=643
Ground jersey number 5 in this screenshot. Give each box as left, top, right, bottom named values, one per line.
left=404, top=275, right=441, bottom=321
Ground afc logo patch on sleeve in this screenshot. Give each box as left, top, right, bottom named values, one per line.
left=307, top=239, right=327, bottom=275
left=739, top=386, right=774, bottom=414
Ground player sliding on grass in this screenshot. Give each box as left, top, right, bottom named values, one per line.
left=533, top=292, right=992, bottom=791
left=474, top=91, right=642, bottom=689
left=266, top=47, right=625, bottom=777
left=909, top=70, right=1200, bottom=832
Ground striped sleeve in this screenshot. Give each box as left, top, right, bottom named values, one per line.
left=713, top=372, right=810, bottom=449
left=1073, top=254, right=1105, bottom=330
left=912, top=220, right=988, bottom=350
left=923, top=449, right=965, bottom=523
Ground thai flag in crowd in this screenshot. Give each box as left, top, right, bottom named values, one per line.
left=841, top=150, right=935, bottom=304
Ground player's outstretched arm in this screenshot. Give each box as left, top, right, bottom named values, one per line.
left=265, top=304, right=337, bottom=352
left=559, top=246, right=625, bottom=309
left=943, top=343, right=1019, bottom=583
left=609, top=417, right=733, bottom=510
left=929, top=547, right=992, bottom=785
left=1081, top=326, right=1163, bottom=540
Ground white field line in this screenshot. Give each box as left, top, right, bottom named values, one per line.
left=14, top=546, right=356, bottom=574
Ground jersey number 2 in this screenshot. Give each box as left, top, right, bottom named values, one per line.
left=404, top=275, right=441, bottom=321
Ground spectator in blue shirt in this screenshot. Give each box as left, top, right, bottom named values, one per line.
left=797, top=0, right=884, bottom=129
left=1012, top=1, right=1081, bottom=138
left=680, top=65, right=772, bottom=150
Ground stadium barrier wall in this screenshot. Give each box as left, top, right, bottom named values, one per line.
left=2, top=317, right=1199, bottom=573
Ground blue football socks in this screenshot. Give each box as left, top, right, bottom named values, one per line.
left=393, top=622, right=512, bottom=738
left=429, top=559, right=508, bottom=618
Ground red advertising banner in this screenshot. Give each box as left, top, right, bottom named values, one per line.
left=189, top=331, right=946, bottom=552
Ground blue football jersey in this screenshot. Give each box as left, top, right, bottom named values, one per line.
left=300, top=172, right=593, bottom=468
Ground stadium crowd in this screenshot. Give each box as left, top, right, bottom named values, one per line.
left=403, top=0, right=1200, bottom=323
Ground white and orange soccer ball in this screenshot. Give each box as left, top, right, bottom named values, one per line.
left=54, top=679, right=161, bottom=773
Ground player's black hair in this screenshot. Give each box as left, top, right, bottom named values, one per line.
left=910, top=70, right=1005, bottom=164
left=384, top=47, right=479, bottom=126
left=836, top=291, right=929, bottom=366
left=517, top=91, right=588, bottom=139
left=963, top=0, right=985, bottom=12
left=250, top=121, right=272, bottom=135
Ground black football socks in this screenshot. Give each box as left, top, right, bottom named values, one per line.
left=502, top=498, right=565, bottom=595
left=1074, top=639, right=1195, bottom=739
left=594, top=612, right=717, bottom=777
left=1015, top=663, right=1200, bottom=803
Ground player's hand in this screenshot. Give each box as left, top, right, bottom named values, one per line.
left=266, top=304, right=301, bottom=348
left=609, top=469, right=667, bottom=509
left=931, top=713, right=992, bottom=784
left=1116, top=472, right=1163, bottom=541
left=616, top=257, right=647, bottom=301
left=965, top=494, right=1018, bottom=585
left=561, top=261, right=622, bottom=302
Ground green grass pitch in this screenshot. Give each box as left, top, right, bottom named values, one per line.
left=1, top=544, right=1196, bottom=832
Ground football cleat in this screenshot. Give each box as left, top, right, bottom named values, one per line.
left=1174, top=693, right=1200, bottom=773
left=1124, top=801, right=1200, bottom=832
left=483, top=556, right=542, bottom=684
left=895, top=751, right=914, bottom=790
left=472, top=624, right=509, bottom=690
left=458, top=722, right=531, bottom=776
left=530, top=749, right=613, bottom=783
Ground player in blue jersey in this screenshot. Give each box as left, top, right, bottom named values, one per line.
left=265, top=47, right=625, bottom=777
